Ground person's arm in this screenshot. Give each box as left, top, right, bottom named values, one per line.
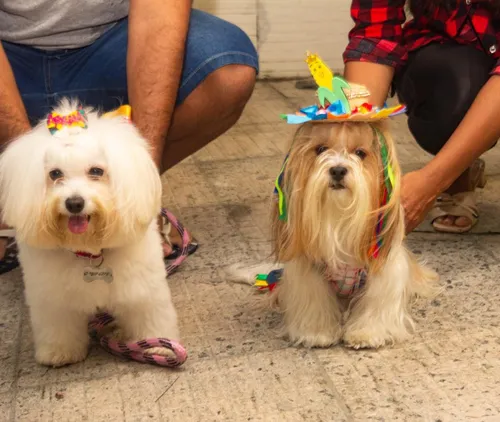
left=0, top=44, right=30, bottom=147
left=344, top=62, right=394, bottom=107
left=127, top=0, right=191, bottom=170
left=402, top=73, right=500, bottom=232
left=342, top=0, right=407, bottom=106
left=427, top=75, right=500, bottom=191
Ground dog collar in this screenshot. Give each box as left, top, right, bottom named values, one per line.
left=74, top=251, right=103, bottom=260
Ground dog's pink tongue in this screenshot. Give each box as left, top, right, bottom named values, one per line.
left=68, top=216, right=88, bottom=234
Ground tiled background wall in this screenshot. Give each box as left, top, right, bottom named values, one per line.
left=193, top=0, right=353, bottom=78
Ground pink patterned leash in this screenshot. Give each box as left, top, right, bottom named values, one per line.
left=88, top=313, right=187, bottom=367
left=162, top=208, right=191, bottom=276
left=87, top=208, right=192, bottom=367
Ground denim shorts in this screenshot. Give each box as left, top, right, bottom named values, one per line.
left=2, top=9, right=259, bottom=124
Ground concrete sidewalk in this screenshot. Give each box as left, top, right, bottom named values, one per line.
left=1, top=81, right=499, bottom=421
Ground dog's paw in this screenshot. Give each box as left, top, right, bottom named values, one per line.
left=144, top=346, right=176, bottom=359
left=35, top=345, right=88, bottom=367
left=288, top=326, right=343, bottom=348
left=342, top=328, right=391, bottom=350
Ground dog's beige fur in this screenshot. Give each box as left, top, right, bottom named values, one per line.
left=233, top=120, right=439, bottom=349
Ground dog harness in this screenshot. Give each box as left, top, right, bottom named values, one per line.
left=325, top=264, right=367, bottom=297
left=255, top=263, right=366, bottom=298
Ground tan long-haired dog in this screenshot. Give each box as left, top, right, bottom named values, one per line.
left=256, top=119, right=439, bottom=349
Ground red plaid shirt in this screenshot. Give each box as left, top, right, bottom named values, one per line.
left=343, top=0, right=500, bottom=76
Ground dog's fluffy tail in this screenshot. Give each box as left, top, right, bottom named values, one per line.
left=407, top=250, right=442, bottom=299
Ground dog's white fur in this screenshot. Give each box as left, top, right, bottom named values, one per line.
left=0, top=100, right=179, bottom=366
left=232, top=121, right=439, bottom=349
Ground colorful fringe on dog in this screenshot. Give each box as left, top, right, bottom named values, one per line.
left=274, top=155, right=289, bottom=221
left=368, top=128, right=394, bottom=258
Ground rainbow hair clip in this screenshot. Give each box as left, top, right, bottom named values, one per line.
left=46, top=107, right=88, bottom=135
left=46, top=104, right=133, bottom=137
left=280, top=52, right=407, bottom=124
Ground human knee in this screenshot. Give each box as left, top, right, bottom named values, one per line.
left=399, top=45, right=493, bottom=155
left=209, top=64, right=256, bottom=115
left=407, top=118, right=448, bottom=155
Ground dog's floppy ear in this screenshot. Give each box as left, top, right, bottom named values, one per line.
left=95, top=117, right=162, bottom=233
left=271, top=123, right=314, bottom=262
left=0, top=125, right=49, bottom=238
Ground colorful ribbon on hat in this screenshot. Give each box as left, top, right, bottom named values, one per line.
left=46, top=107, right=88, bottom=135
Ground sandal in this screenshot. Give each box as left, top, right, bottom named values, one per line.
left=161, top=211, right=198, bottom=260
left=429, top=192, right=479, bottom=233
left=0, top=228, right=19, bottom=275
left=166, top=242, right=198, bottom=260
left=160, top=209, right=198, bottom=275
left=428, top=159, right=486, bottom=234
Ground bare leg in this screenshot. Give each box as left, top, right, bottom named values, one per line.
left=159, top=64, right=256, bottom=254
left=161, top=64, right=256, bottom=171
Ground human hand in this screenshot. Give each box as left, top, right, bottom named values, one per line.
left=401, top=169, right=441, bottom=234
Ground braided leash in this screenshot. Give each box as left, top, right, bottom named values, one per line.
left=162, top=208, right=191, bottom=276
left=87, top=208, right=191, bottom=367
left=88, top=313, right=188, bottom=367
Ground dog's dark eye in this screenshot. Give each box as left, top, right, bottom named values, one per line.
left=354, top=149, right=367, bottom=160
left=88, top=167, right=104, bottom=177
left=49, top=169, right=63, bottom=181
left=316, top=145, right=327, bottom=155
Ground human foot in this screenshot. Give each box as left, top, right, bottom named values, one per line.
left=0, top=224, right=19, bottom=274
left=430, top=159, right=485, bottom=232
left=430, top=192, right=479, bottom=233
left=158, top=210, right=198, bottom=260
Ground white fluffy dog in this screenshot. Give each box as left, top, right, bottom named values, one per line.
left=0, top=100, right=179, bottom=366
left=236, top=121, right=439, bottom=349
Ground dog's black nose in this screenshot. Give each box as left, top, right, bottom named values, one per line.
left=329, top=166, right=348, bottom=182
left=65, top=196, right=85, bottom=214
